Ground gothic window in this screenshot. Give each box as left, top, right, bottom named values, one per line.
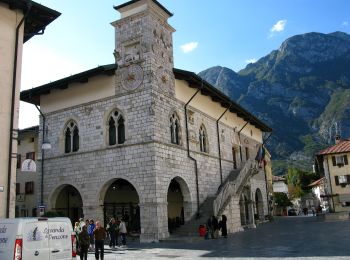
left=199, top=125, right=208, bottom=153
left=108, top=110, right=125, bottom=145
left=170, top=113, right=180, bottom=145
left=65, top=121, right=79, bottom=153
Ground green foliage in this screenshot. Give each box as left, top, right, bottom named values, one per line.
left=300, top=134, right=328, bottom=157
left=287, top=167, right=320, bottom=199
left=273, top=192, right=292, bottom=207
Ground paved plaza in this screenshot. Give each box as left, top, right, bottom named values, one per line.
left=86, top=216, right=350, bottom=259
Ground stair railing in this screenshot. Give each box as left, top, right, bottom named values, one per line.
left=213, top=158, right=258, bottom=216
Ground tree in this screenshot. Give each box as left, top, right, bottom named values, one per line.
left=287, top=167, right=320, bottom=199
left=274, top=192, right=293, bottom=208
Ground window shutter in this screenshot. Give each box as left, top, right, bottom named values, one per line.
left=335, top=176, right=339, bottom=185
left=332, top=156, right=336, bottom=166
left=347, top=175, right=350, bottom=184
left=344, top=155, right=348, bottom=165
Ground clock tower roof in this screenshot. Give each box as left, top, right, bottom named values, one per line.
left=114, top=0, right=173, bottom=19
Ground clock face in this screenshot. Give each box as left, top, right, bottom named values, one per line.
left=121, top=64, right=144, bottom=91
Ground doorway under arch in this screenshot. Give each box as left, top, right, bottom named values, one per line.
left=53, top=185, right=83, bottom=223
left=103, top=179, right=140, bottom=234
left=255, top=188, right=264, bottom=220
left=239, top=193, right=251, bottom=226
left=167, top=177, right=191, bottom=233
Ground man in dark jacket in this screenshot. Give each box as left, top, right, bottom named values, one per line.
left=107, top=218, right=118, bottom=248
left=78, top=225, right=90, bottom=260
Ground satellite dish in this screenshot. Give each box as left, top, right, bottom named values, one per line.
left=21, top=159, right=37, bottom=172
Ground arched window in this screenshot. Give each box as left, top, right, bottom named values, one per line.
left=108, top=110, right=125, bottom=145
left=199, top=125, right=208, bottom=153
left=64, top=121, right=79, bottom=153
left=170, top=113, right=180, bottom=145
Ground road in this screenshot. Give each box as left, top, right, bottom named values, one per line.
left=86, top=216, right=350, bottom=259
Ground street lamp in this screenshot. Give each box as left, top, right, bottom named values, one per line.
left=34, top=105, right=51, bottom=216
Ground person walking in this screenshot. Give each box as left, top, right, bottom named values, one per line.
left=107, top=218, right=118, bottom=249
left=206, top=217, right=213, bottom=239
left=78, top=225, right=90, bottom=260
left=220, top=215, right=228, bottom=238
left=119, top=218, right=127, bottom=247
left=88, top=219, right=96, bottom=251
left=211, top=216, right=219, bottom=239
left=93, top=221, right=107, bottom=260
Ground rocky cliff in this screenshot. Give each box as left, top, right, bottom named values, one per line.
left=199, top=32, right=350, bottom=174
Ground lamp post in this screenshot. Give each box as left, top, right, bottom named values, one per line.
left=35, top=105, right=51, bottom=216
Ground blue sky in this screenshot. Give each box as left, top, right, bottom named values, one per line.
left=20, top=0, right=350, bottom=128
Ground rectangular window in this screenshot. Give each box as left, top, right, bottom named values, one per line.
left=16, top=154, right=21, bottom=169
left=245, top=147, right=249, bottom=160
left=25, top=182, right=34, bottom=194
left=26, top=152, right=35, bottom=161
left=338, top=175, right=347, bottom=184
left=16, top=183, right=20, bottom=195
left=332, top=155, right=348, bottom=167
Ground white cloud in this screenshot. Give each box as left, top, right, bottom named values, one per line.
left=342, top=21, right=349, bottom=26
left=245, top=58, right=257, bottom=64
left=270, top=20, right=287, bottom=33
left=180, top=42, right=198, bottom=53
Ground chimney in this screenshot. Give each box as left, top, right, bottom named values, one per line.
left=335, top=134, right=341, bottom=144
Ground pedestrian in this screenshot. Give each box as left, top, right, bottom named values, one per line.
left=311, top=206, right=315, bottom=216
left=220, top=215, right=228, bottom=238
left=74, top=222, right=81, bottom=248
left=107, top=218, right=118, bottom=249
left=78, top=225, right=90, bottom=260
left=119, top=218, right=127, bottom=247
left=211, top=216, right=219, bottom=239
left=93, top=221, right=107, bottom=260
left=88, top=219, right=95, bottom=251
left=206, top=217, right=213, bottom=239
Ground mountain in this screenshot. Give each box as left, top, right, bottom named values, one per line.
left=198, top=32, right=350, bottom=174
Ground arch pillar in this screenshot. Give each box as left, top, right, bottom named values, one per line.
left=139, top=201, right=169, bottom=242
left=82, top=204, right=104, bottom=225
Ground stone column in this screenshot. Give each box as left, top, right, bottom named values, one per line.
left=139, top=201, right=169, bottom=242
left=83, top=204, right=104, bottom=225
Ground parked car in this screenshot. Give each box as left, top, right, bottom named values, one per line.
left=0, top=217, right=76, bottom=260
left=288, top=208, right=297, bottom=216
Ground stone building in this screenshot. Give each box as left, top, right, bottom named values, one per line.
left=21, top=0, right=272, bottom=242
left=0, top=0, right=59, bottom=218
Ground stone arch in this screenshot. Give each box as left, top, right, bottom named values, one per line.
left=239, top=187, right=252, bottom=227
left=49, top=184, right=83, bottom=223
left=166, top=176, right=192, bottom=233
left=255, top=188, right=264, bottom=220
left=99, top=178, right=141, bottom=234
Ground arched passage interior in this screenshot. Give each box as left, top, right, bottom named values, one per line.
left=103, top=179, right=140, bottom=234
left=53, top=185, right=83, bottom=223
left=167, top=177, right=191, bottom=233
left=255, top=188, right=264, bottom=220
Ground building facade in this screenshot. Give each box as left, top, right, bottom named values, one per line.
left=0, top=0, right=59, bottom=218
left=316, top=138, right=350, bottom=213
left=21, top=0, right=272, bottom=242
left=15, top=126, right=39, bottom=217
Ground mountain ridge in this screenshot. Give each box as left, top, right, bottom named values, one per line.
left=198, top=31, right=350, bottom=174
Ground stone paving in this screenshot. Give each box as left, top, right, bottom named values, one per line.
left=86, top=215, right=350, bottom=259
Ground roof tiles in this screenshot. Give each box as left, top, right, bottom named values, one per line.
left=318, top=139, right=350, bottom=155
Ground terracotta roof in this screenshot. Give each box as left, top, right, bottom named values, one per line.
left=318, top=139, right=350, bottom=155
left=308, top=177, right=325, bottom=187
left=272, top=175, right=285, bottom=182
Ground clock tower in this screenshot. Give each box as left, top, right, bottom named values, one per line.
left=112, top=0, right=175, bottom=96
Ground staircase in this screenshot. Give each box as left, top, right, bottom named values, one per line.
left=168, top=196, right=215, bottom=237
left=167, top=159, right=258, bottom=238
left=213, top=158, right=259, bottom=217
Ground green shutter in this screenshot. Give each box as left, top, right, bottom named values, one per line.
left=335, top=176, right=339, bottom=185
left=332, top=156, right=336, bottom=166
left=344, top=155, right=348, bottom=165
